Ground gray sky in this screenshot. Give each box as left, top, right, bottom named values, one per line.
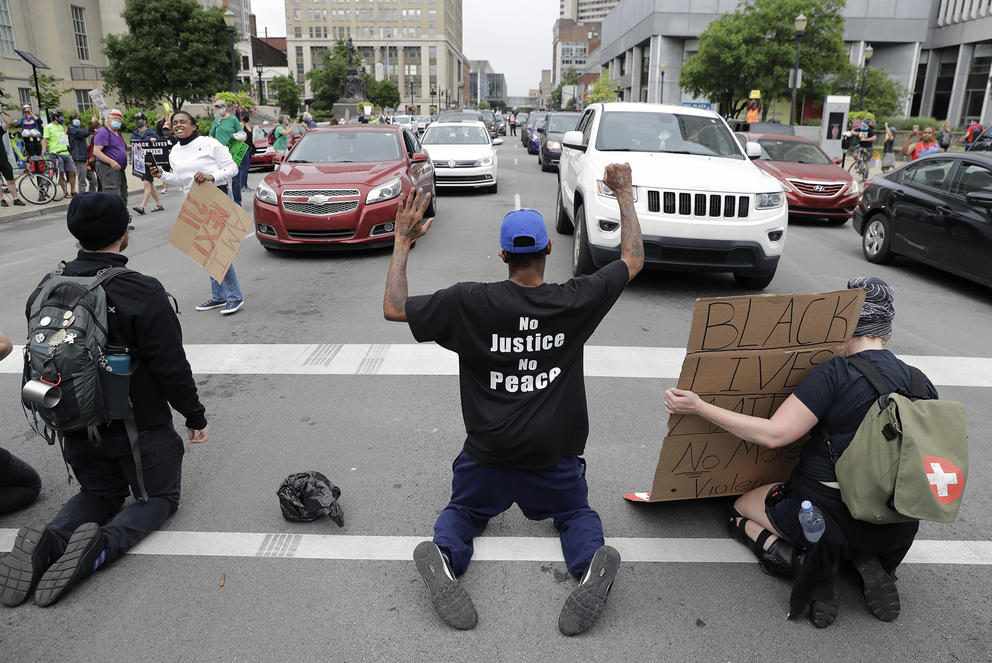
left=249, top=0, right=559, bottom=97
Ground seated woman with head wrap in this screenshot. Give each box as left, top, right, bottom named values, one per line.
left=664, top=277, right=937, bottom=628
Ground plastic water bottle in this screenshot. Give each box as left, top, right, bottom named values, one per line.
left=798, top=500, right=825, bottom=544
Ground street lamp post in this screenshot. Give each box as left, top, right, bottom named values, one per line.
left=859, top=44, right=874, bottom=111
left=431, top=85, right=436, bottom=113
left=255, top=63, right=265, bottom=105
left=223, top=9, right=237, bottom=93
left=409, top=80, right=415, bottom=113
left=789, top=13, right=807, bottom=126
left=658, top=64, right=666, bottom=104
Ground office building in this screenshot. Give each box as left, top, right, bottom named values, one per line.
left=553, top=18, right=601, bottom=85
left=469, top=60, right=506, bottom=107
left=560, top=0, right=621, bottom=22
left=285, top=0, right=467, bottom=112
left=594, top=0, right=992, bottom=125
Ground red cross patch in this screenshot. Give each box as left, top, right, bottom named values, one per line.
left=923, top=456, right=964, bottom=504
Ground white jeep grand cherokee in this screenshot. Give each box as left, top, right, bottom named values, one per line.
left=556, top=102, right=787, bottom=289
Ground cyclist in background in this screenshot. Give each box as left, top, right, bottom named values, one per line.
left=0, top=111, right=27, bottom=206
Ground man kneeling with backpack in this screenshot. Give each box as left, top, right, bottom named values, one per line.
left=0, top=192, right=209, bottom=608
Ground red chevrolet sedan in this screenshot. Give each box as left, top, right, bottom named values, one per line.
left=744, top=133, right=860, bottom=225
left=253, top=126, right=436, bottom=250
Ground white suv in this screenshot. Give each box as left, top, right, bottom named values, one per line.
left=556, top=102, right=788, bottom=289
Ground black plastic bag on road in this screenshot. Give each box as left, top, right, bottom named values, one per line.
left=277, top=471, right=344, bottom=527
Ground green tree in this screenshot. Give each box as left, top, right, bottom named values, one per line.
left=366, top=78, right=400, bottom=110
left=832, top=66, right=906, bottom=118
left=479, top=100, right=490, bottom=109
left=584, top=70, right=618, bottom=106
left=269, top=75, right=302, bottom=116
left=103, top=0, right=231, bottom=110
left=306, top=39, right=360, bottom=109
left=680, top=0, right=848, bottom=119
left=36, top=75, right=71, bottom=111
left=214, top=90, right=257, bottom=112
left=550, top=68, right=579, bottom=110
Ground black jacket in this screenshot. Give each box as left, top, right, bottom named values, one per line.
left=67, top=125, right=90, bottom=162
left=26, top=251, right=207, bottom=433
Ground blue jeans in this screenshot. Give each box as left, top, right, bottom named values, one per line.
left=238, top=148, right=252, bottom=188
left=433, top=451, right=604, bottom=579
left=210, top=265, right=243, bottom=303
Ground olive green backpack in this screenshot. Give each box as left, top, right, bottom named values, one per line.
left=830, top=356, right=968, bottom=524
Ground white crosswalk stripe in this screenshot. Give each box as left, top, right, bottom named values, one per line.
left=1, top=529, right=989, bottom=565
left=3, top=344, right=991, bottom=385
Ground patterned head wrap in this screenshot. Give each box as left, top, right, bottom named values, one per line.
left=848, top=276, right=894, bottom=339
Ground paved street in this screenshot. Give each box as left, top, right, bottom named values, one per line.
left=1, top=137, right=991, bottom=661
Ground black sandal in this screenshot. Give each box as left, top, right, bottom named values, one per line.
left=132, top=206, right=146, bottom=215
left=151, top=205, right=165, bottom=212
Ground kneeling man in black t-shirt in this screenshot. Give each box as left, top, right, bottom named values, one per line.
left=384, top=164, right=643, bottom=635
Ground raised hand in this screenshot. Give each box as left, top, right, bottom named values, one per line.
left=604, top=162, right=633, bottom=198
left=394, top=187, right=434, bottom=244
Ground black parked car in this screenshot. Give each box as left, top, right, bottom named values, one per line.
left=853, top=152, right=992, bottom=287
left=538, top=111, right=581, bottom=172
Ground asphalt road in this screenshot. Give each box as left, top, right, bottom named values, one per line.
left=1, top=136, right=990, bottom=662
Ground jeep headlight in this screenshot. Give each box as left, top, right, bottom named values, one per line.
left=546, top=141, right=562, bottom=150
left=366, top=177, right=403, bottom=205
left=476, top=156, right=493, bottom=167
left=255, top=179, right=278, bottom=205
left=596, top=180, right=637, bottom=202
left=755, top=191, right=785, bottom=209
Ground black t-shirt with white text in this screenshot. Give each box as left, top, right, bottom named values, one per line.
left=406, top=260, right=629, bottom=469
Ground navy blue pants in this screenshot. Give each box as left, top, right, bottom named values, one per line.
left=433, top=451, right=604, bottom=579
left=47, top=425, right=184, bottom=564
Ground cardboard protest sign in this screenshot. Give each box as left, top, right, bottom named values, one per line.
left=625, top=289, right=866, bottom=503
left=88, top=90, right=109, bottom=117
left=167, top=182, right=253, bottom=282
left=131, top=139, right=173, bottom=178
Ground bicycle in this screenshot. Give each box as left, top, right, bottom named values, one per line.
left=847, top=144, right=872, bottom=182
left=8, top=141, right=58, bottom=205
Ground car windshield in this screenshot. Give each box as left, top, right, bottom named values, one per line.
left=422, top=125, right=490, bottom=145
left=595, top=111, right=744, bottom=158
left=287, top=130, right=402, bottom=163
left=416, top=116, right=431, bottom=123
left=481, top=110, right=495, bottom=123
left=758, top=139, right=832, bottom=164
left=517, top=113, right=529, bottom=123
left=253, top=126, right=272, bottom=141
left=547, top=114, right=580, bottom=133
left=438, top=112, right=481, bottom=123
left=395, top=116, right=413, bottom=124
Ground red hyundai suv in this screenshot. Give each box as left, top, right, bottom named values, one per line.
left=253, top=125, right=436, bottom=250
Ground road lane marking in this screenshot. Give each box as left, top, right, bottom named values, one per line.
left=2, top=345, right=990, bottom=385
left=514, top=193, right=521, bottom=209
left=514, top=158, right=518, bottom=165
left=0, top=530, right=987, bottom=564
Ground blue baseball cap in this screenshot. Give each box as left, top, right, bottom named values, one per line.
left=500, top=209, right=549, bottom=253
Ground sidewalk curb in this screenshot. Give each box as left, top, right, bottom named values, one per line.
left=0, top=185, right=153, bottom=226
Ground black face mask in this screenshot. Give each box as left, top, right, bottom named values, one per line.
left=177, top=127, right=200, bottom=145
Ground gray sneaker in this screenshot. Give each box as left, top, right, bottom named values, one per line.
left=195, top=299, right=226, bottom=311
left=413, top=541, right=477, bottom=630
left=558, top=544, right=620, bottom=636
left=221, top=300, right=244, bottom=315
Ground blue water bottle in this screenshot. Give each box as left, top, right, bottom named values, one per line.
left=103, top=352, right=131, bottom=420
left=798, top=500, right=825, bottom=544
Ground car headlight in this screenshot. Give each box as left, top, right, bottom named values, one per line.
left=546, top=141, right=562, bottom=150
left=255, top=179, right=278, bottom=205
left=755, top=191, right=785, bottom=209
left=476, top=156, right=493, bottom=167
left=596, top=180, right=638, bottom=202
left=847, top=180, right=861, bottom=195
left=366, top=177, right=403, bottom=205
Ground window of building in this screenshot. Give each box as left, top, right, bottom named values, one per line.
left=0, top=0, right=15, bottom=55
left=74, top=89, right=92, bottom=111
left=429, top=26, right=436, bottom=37
left=242, top=55, right=249, bottom=70
left=428, top=9, right=436, bottom=20
left=18, top=88, right=31, bottom=106
left=964, top=56, right=992, bottom=121
left=293, top=9, right=301, bottom=20
left=294, top=26, right=302, bottom=38
left=71, top=5, right=89, bottom=60
left=296, top=45, right=305, bottom=83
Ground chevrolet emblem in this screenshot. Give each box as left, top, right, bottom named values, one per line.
left=308, top=194, right=331, bottom=204
left=448, top=160, right=456, bottom=168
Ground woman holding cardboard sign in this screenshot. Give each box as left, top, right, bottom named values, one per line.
left=664, top=277, right=937, bottom=628
left=150, top=110, right=244, bottom=316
